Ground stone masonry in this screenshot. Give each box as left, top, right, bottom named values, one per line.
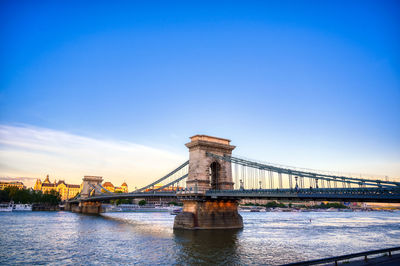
left=185, top=135, right=236, bottom=194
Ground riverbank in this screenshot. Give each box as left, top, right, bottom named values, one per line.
left=32, top=203, right=60, bottom=211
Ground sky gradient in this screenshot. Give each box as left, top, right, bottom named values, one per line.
left=1, top=0, right=399, bottom=187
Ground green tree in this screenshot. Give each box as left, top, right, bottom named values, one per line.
left=114, top=198, right=131, bottom=205
left=265, top=201, right=286, bottom=208
left=0, top=189, right=10, bottom=202
left=1, top=187, right=61, bottom=205
left=138, top=200, right=146, bottom=206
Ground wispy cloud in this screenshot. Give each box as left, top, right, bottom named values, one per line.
left=0, top=125, right=186, bottom=188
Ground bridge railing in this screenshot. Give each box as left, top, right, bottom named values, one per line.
left=282, top=246, right=400, bottom=266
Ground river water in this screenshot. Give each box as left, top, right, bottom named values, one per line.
left=0, top=211, right=399, bottom=265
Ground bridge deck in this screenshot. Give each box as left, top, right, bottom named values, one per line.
left=69, top=188, right=400, bottom=203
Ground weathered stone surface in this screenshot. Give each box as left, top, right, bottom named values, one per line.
left=71, top=202, right=102, bottom=214
left=71, top=204, right=82, bottom=213
left=81, top=203, right=102, bottom=214
left=173, top=212, right=196, bottom=229
left=174, top=200, right=243, bottom=230
left=80, top=176, right=103, bottom=198
left=185, top=135, right=236, bottom=194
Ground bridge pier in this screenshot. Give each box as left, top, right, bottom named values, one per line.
left=69, top=201, right=102, bottom=214
left=81, top=202, right=102, bottom=214
left=174, top=199, right=243, bottom=229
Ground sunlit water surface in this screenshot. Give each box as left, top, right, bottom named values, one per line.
left=1, top=211, right=399, bottom=265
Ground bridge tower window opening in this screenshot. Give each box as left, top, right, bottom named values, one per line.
left=253, top=168, right=257, bottom=189
left=260, top=169, right=265, bottom=189
left=289, top=174, right=293, bottom=189
left=234, top=163, right=239, bottom=190
left=278, top=172, right=283, bottom=189
left=263, top=170, right=267, bottom=189
left=250, top=166, right=253, bottom=189
left=255, top=168, right=258, bottom=189
left=248, top=167, right=252, bottom=189
left=254, top=168, right=257, bottom=189
left=250, top=168, right=256, bottom=188
left=269, top=171, right=274, bottom=189
left=209, top=161, right=221, bottom=190
left=241, top=165, right=246, bottom=189
left=252, top=168, right=255, bottom=189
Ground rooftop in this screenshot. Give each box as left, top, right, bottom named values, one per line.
left=189, top=135, right=231, bottom=145
left=103, top=182, right=114, bottom=187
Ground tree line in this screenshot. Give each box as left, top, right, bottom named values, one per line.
left=0, top=187, right=61, bottom=205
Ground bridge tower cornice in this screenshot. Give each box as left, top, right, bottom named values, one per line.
left=185, top=135, right=235, bottom=153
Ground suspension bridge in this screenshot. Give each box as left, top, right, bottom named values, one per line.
left=67, top=135, right=400, bottom=229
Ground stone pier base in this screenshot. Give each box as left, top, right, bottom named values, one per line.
left=174, top=199, right=243, bottom=229
left=70, top=202, right=102, bottom=214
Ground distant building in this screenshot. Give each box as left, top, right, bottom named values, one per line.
left=0, top=181, right=25, bottom=190
left=115, top=182, right=128, bottom=193
left=144, top=183, right=183, bottom=192
left=102, top=181, right=128, bottom=193
left=34, top=175, right=81, bottom=201
left=102, top=182, right=115, bottom=192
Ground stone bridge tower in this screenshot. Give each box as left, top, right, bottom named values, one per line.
left=186, top=135, right=236, bottom=194
left=174, top=135, right=243, bottom=230
left=80, top=176, right=103, bottom=199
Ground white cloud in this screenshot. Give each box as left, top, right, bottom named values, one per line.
left=0, top=125, right=186, bottom=189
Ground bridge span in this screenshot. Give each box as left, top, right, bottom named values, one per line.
left=69, top=187, right=400, bottom=204
left=67, top=135, right=400, bottom=229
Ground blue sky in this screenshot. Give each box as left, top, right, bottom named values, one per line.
left=0, top=0, right=399, bottom=186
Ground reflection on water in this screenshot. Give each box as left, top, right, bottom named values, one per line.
left=0, top=211, right=399, bottom=265
left=174, top=229, right=242, bottom=265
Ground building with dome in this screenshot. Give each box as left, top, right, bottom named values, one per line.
left=101, top=181, right=128, bottom=193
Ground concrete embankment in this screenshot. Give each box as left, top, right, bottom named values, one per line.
left=32, top=204, right=60, bottom=211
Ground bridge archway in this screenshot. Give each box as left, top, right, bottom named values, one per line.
left=209, top=161, right=221, bottom=190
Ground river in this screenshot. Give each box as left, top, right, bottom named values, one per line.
left=0, top=211, right=399, bottom=265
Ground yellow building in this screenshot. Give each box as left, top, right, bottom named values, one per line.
left=34, top=175, right=81, bottom=201
left=0, top=181, right=25, bottom=190
left=102, top=182, right=115, bottom=192
left=102, top=181, right=128, bottom=193
left=115, top=182, right=128, bottom=193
